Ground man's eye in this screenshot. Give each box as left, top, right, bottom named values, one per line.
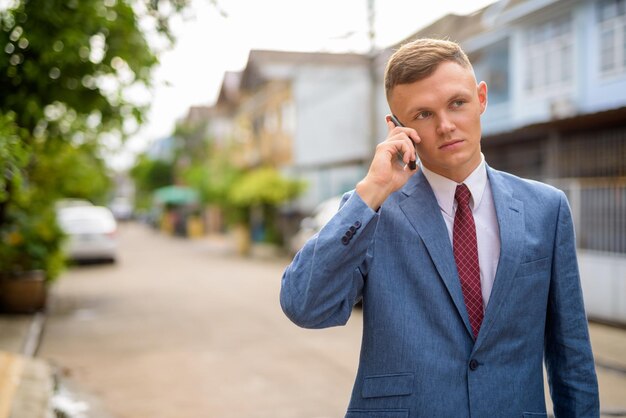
left=415, top=111, right=432, bottom=120
left=451, top=100, right=465, bottom=108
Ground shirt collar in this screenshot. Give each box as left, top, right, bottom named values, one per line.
left=421, top=154, right=488, bottom=217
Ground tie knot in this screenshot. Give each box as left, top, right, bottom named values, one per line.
left=455, top=184, right=472, bottom=207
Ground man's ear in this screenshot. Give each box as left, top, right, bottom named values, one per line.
left=477, top=81, right=488, bottom=114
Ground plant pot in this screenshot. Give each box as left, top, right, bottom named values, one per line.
left=0, top=270, right=47, bottom=314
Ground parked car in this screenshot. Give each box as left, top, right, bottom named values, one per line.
left=289, top=195, right=344, bottom=255
left=57, top=205, right=118, bottom=263
left=109, top=196, right=133, bottom=221
left=54, top=198, right=93, bottom=210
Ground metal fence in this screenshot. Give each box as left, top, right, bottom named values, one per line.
left=550, top=178, right=626, bottom=255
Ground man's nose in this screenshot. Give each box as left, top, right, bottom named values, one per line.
left=436, top=113, right=456, bottom=135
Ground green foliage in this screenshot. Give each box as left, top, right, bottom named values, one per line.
left=30, top=140, right=112, bottom=204
left=0, top=0, right=187, bottom=137
left=182, top=154, right=241, bottom=206
left=229, top=167, right=306, bottom=208
left=131, top=154, right=175, bottom=190
left=0, top=199, right=65, bottom=281
left=0, top=112, right=28, bottom=205
left=130, top=154, right=175, bottom=210
left=0, top=0, right=189, bottom=280
left=227, top=167, right=306, bottom=242
left=173, top=119, right=210, bottom=164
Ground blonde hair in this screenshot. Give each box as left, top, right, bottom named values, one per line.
left=384, top=38, right=472, bottom=99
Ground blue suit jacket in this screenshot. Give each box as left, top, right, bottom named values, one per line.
left=280, top=166, right=599, bottom=418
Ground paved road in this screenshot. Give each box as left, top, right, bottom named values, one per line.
left=39, top=223, right=626, bottom=417
left=39, top=223, right=362, bottom=418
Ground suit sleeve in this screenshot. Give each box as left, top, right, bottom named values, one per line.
left=280, top=191, right=378, bottom=329
left=544, top=191, right=600, bottom=417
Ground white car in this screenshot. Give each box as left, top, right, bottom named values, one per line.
left=109, top=196, right=133, bottom=221
left=289, top=195, right=344, bottom=255
left=57, top=205, right=118, bottom=263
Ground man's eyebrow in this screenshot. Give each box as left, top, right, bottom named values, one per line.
left=406, top=91, right=473, bottom=115
left=406, top=105, right=430, bottom=116
left=447, top=89, right=473, bottom=100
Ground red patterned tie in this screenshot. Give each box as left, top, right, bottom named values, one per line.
left=453, top=184, right=483, bottom=339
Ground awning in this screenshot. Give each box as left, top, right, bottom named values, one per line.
left=153, top=186, right=199, bottom=206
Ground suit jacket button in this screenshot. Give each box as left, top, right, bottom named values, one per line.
left=354, top=221, right=362, bottom=229
left=349, top=226, right=357, bottom=233
left=469, top=359, right=479, bottom=371
left=345, top=230, right=353, bottom=238
left=341, top=236, right=350, bottom=245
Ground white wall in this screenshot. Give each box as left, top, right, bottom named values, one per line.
left=287, top=65, right=371, bottom=211
left=579, top=251, right=626, bottom=324
left=292, top=65, right=370, bottom=167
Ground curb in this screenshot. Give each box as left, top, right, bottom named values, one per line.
left=0, top=312, right=53, bottom=418
left=22, top=312, right=46, bottom=358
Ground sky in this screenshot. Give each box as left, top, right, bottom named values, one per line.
left=112, top=0, right=497, bottom=170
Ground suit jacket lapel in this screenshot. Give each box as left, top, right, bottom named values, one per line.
left=399, top=171, right=474, bottom=337
left=475, top=167, right=525, bottom=347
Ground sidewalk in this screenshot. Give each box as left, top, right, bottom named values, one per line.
left=0, top=313, right=53, bottom=418
left=588, top=321, right=626, bottom=416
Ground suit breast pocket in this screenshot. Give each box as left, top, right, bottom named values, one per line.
left=516, top=257, right=550, bottom=278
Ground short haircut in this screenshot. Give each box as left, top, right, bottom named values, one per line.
left=384, top=38, right=473, bottom=100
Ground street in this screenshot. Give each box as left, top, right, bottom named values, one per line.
left=39, top=223, right=362, bottom=418
left=38, top=223, right=626, bottom=418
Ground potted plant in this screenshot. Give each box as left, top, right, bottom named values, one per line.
left=0, top=201, right=65, bottom=313
left=0, top=113, right=63, bottom=312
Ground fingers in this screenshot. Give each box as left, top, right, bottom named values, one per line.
left=376, top=135, right=416, bottom=167
left=382, top=121, right=418, bottom=168
left=359, top=117, right=420, bottom=204
left=385, top=115, right=420, bottom=146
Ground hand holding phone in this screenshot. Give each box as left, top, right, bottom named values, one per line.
left=389, top=114, right=418, bottom=170
left=356, top=115, right=420, bottom=210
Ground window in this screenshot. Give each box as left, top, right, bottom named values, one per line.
left=524, top=15, right=574, bottom=94
left=598, top=0, right=626, bottom=76
left=474, top=39, right=510, bottom=105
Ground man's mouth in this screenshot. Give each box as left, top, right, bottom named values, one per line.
left=439, top=139, right=464, bottom=150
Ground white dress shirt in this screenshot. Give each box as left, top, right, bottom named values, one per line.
left=420, top=155, right=500, bottom=309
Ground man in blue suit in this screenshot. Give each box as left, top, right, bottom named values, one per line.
left=280, top=38, right=599, bottom=417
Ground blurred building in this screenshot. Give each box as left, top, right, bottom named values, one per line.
left=210, top=71, right=242, bottom=150
left=225, top=50, right=372, bottom=211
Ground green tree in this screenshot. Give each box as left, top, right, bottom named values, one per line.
left=1, top=0, right=188, bottom=135
left=0, top=0, right=190, bottom=213
left=0, top=112, right=27, bottom=211
left=229, top=167, right=306, bottom=244
left=173, top=118, right=211, bottom=165
left=0, top=0, right=190, bottom=280
left=130, top=153, right=175, bottom=210
left=174, top=117, right=241, bottom=208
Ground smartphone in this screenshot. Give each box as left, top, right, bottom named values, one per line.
left=390, top=114, right=418, bottom=170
